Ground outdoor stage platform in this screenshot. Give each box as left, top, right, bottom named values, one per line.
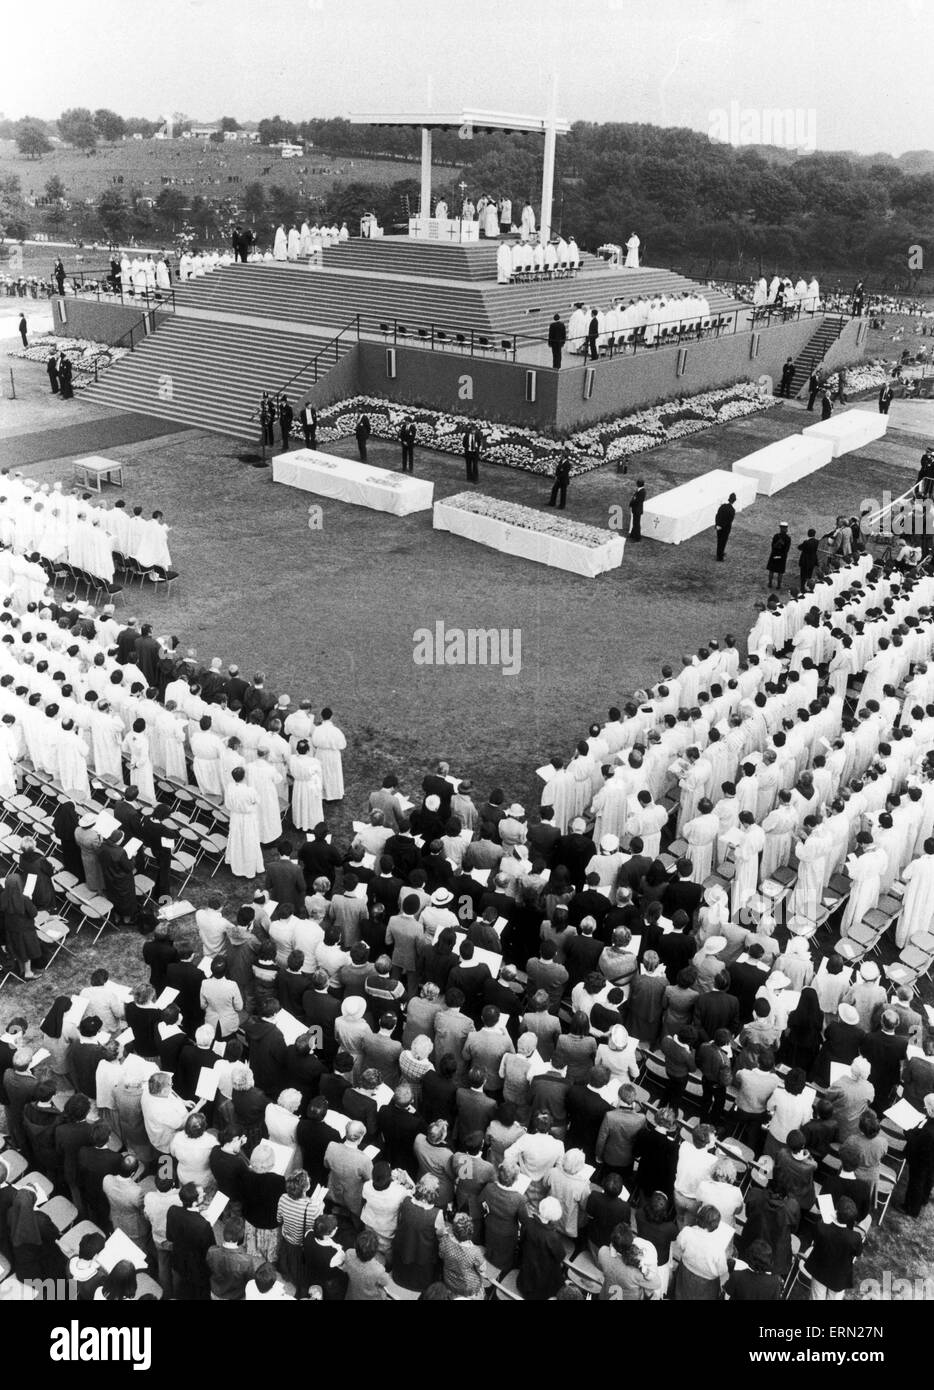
left=69, top=235, right=867, bottom=443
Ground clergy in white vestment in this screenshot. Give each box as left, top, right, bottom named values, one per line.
left=806, top=277, right=820, bottom=310
left=585, top=835, right=626, bottom=897
left=677, top=747, right=712, bottom=834
left=89, top=701, right=124, bottom=780
left=284, top=701, right=315, bottom=753
left=567, top=304, right=589, bottom=353
left=567, top=238, right=580, bottom=269
left=759, top=792, right=798, bottom=882
left=339, top=222, right=350, bottom=243
left=730, top=813, right=765, bottom=918
left=435, top=199, right=448, bottom=219
left=224, top=765, right=265, bottom=878
left=627, top=790, right=667, bottom=860
left=541, top=759, right=575, bottom=834
left=286, top=226, right=300, bottom=261
left=520, top=202, right=536, bottom=238
left=246, top=748, right=283, bottom=844
left=190, top=716, right=223, bottom=797
left=896, top=839, right=934, bottom=948
left=768, top=275, right=781, bottom=303
left=482, top=201, right=499, bottom=238
left=591, top=773, right=629, bottom=844
left=299, top=221, right=313, bottom=256
left=0, top=718, right=16, bottom=799
left=288, top=740, right=324, bottom=831
left=752, top=278, right=768, bottom=307
left=311, top=709, right=346, bottom=800
left=156, top=259, right=171, bottom=291
left=683, top=800, right=719, bottom=882
left=56, top=721, right=90, bottom=801
left=840, top=832, right=888, bottom=938
left=122, top=720, right=155, bottom=804
left=624, top=234, right=640, bottom=268
left=496, top=242, right=512, bottom=284
left=273, top=226, right=288, bottom=261
left=498, top=197, right=512, bottom=230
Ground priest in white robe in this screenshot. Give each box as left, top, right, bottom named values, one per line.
left=273, top=226, right=288, bottom=261
left=624, top=233, right=640, bottom=268
left=806, top=277, right=820, bottom=311
left=730, top=813, right=765, bottom=917
left=520, top=202, right=536, bottom=238
left=482, top=201, right=499, bottom=238
left=246, top=749, right=283, bottom=844
left=57, top=722, right=90, bottom=801
left=288, top=742, right=324, bottom=830
left=190, top=717, right=224, bottom=797
left=591, top=773, right=630, bottom=844
left=760, top=793, right=798, bottom=882
left=896, top=840, right=934, bottom=948
left=840, top=833, right=888, bottom=939
left=627, top=791, right=667, bottom=859
left=567, top=305, right=589, bottom=354
left=540, top=760, right=575, bottom=834
left=683, top=799, right=719, bottom=882
left=224, top=766, right=265, bottom=878
left=311, top=708, right=346, bottom=801
left=287, top=226, right=301, bottom=261
left=496, top=242, right=512, bottom=284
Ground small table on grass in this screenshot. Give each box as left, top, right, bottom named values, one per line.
left=73, top=455, right=125, bottom=492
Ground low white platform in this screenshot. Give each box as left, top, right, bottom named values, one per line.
left=732, top=434, right=835, bottom=496
left=643, top=468, right=757, bottom=545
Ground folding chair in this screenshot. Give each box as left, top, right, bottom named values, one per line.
left=57, top=1218, right=105, bottom=1259
left=0, top=1150, right=28, bottom=1183
left=42, top=1196, right=78, bottom=1235
left=36, top=914, right=76, bottom=968
left=133, top=1273, right=164, bottom=1300
left=14, top=1172, right=53, bottom=1202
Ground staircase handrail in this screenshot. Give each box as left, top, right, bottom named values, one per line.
left=248, top=313, right=360, bottom=420
left=110, top=290, right=176, bottom=353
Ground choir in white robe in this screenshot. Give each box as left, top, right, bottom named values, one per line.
left=731, top=823, right=765, bottom=916
left=224, top=780, right=265, bottom=878
left=57, top=727, right=90, bottom=801
left=190, top=726, right=223, bottom=797
left=840, top=846, right=888, bottom=938
left=683, top=810, right=718, bottom=882
left=311, top=719, right=346, bottom=800
left=759, top=803, right=797, bottom=881
left=122, top=729, right=155, bottom=804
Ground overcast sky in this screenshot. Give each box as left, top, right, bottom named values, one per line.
left=6, top=0, right=930, bottom=155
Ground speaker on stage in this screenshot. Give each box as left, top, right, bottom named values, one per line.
left=583, top=367, right=595, bottom=399
left=525, top=370, right=537, bottom=402
left=386, top=347, right=397, bottom=379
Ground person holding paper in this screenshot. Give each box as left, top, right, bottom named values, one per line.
left=79, top=967, right=126, bottom=1034
left=171, top=1112, right=219, bottom=1188
left=0, top=868, right=41, bottom=979
left=7, top=1185, right=67, bottom=1283
left=98, top=830, right=138, bottom=925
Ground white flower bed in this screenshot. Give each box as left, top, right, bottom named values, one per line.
left=312, top=381, right=776, bottom=477
left=8, top=334, right=128, bottom=389
left=441, top=491, right=617, bottom=549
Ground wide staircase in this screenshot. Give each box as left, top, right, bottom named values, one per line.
left=84, top=316, right=346, bottom=443
left=787, top=314, right=849, bottom=398
left=320, top=236, right=606, bottom=281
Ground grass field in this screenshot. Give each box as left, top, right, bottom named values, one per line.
left=1, top=350, right=932, bottom=1292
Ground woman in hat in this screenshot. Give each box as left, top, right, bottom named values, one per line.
left=334, top=995, right=372, bottom=1079
left=842, top=960, right=887, bottom=1031
left=697, top=883, right=729, bottom=943
left=75, top=810, right=105, bottom=892
left=774, top=936, right=814, bottom=992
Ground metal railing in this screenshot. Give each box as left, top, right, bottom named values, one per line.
left=248, top=313, right=361, bottom=422
left=60, top=268, right=179, bottom=311
left=109, top=293, right=177, bottom=356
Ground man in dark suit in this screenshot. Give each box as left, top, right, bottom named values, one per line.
left=165, top=944, right=206, bottom=1035
left=694, top=972, right=740, bottom=1041
left=300, top=400, right=318, bottom=448
left=167, top=1185, right=214, bottom=1300
left=243, top=1003, right=289, bottom=1099
left=77, top=1122, right=123, bottom=1227
left=278, top=396, right=294, bottom=451
left=714, top=493, right=737, bottom=561
left=553, top=818, right=596, bottom=890
left=548, top=313, right=567, bottom=369
left=861, top=1011, right=909, bottom=1114
left=587, top=309, right=600, bottom=360
left=355, top=413, right=371, bottom=460
left=142, top=922, right=178, bottom=994
left=527, top=808, right=560, bottom=864
left=302, top=973, right=342, bottom=1065
left=463, top=425, right=483, bottom=483
left=296, top=1097, right=343, bottom=1185
left=629, top=479, right=646, bottom=540
left=243, top=673, right=275, bottom=720
left=157, top=1005, right=188, bottom=1080
left=617, top=839, right=653, bottom=895
left=565, top=1066, right=613, bottom=1161
left=112, top=786, right=145, bottom=840
left=133, top=623, right=161, bottom=687
left=265, top=841, right=307, bottom=915
left=568, top=877, right=612, bottom=933
left=878, top=381, right=894, bottom=415
left=779, top=357, right=795, bottom=397
left=399, top=418, right=417, bottom=472
left=226, top=665, right=250, bottom=707
left=547, top=451, right=572, bottom=510
left=807, top=367, right=822, bottom=411
left=368, top=858, right=404, bottom=917
left=729, top=944, right=770, bottom=1022
left=378, top=1087, right=425, bottom=1176
left=285, top=1034, right=326, bottom=1107
left=663, top=860, right=704, bottom=921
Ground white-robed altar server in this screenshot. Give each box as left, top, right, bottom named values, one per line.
left=190, top=716, right=223, bottom=797
left=482, top=200, right=500, bottom=238
left=806, top=277, right=820, bottom=311
left=273, top=225, right=288, bottom=261
left=300, top=221, right=313, bottom=257
left=224, top=765, right=265, bottom=878
left=288, top=740, right=324, bottom=831
left=311, top=708, right=346, bottom=801
left=520, top=201, right=536, bottom=238
left=287, top=226, right=301, bottom=261
left=246, top=747, right=283, bottom=844
left=896, top=838, right=934, bottom=948
left=496, top=242, right=512, bottom=284
left=624, top=233, right=640, bottom=268
left=122, top=719, right=155, bottom=804
left=567, top=304, right=589, bottom=354
left=156, top=258, right=171, bottom=291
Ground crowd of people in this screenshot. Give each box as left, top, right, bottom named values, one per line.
left=562, top=291, right=716, bottom=359
left=0, top=476, right=173, bottom=589
left=0, top=488, right=931, bottom=1301
left=750, top=275, right=821, bottom=312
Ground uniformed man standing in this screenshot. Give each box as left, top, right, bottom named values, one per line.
left=629, top=479, right=646, bottom=541
left=715, top=493, right=737, bottom=562
left=400, top=418, right=417, bottom=473
left=548, top=451, right=572, bottom=510
left=463, top=425, right=483, bottom=483
left=278, top=396, right=294, bottom=451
